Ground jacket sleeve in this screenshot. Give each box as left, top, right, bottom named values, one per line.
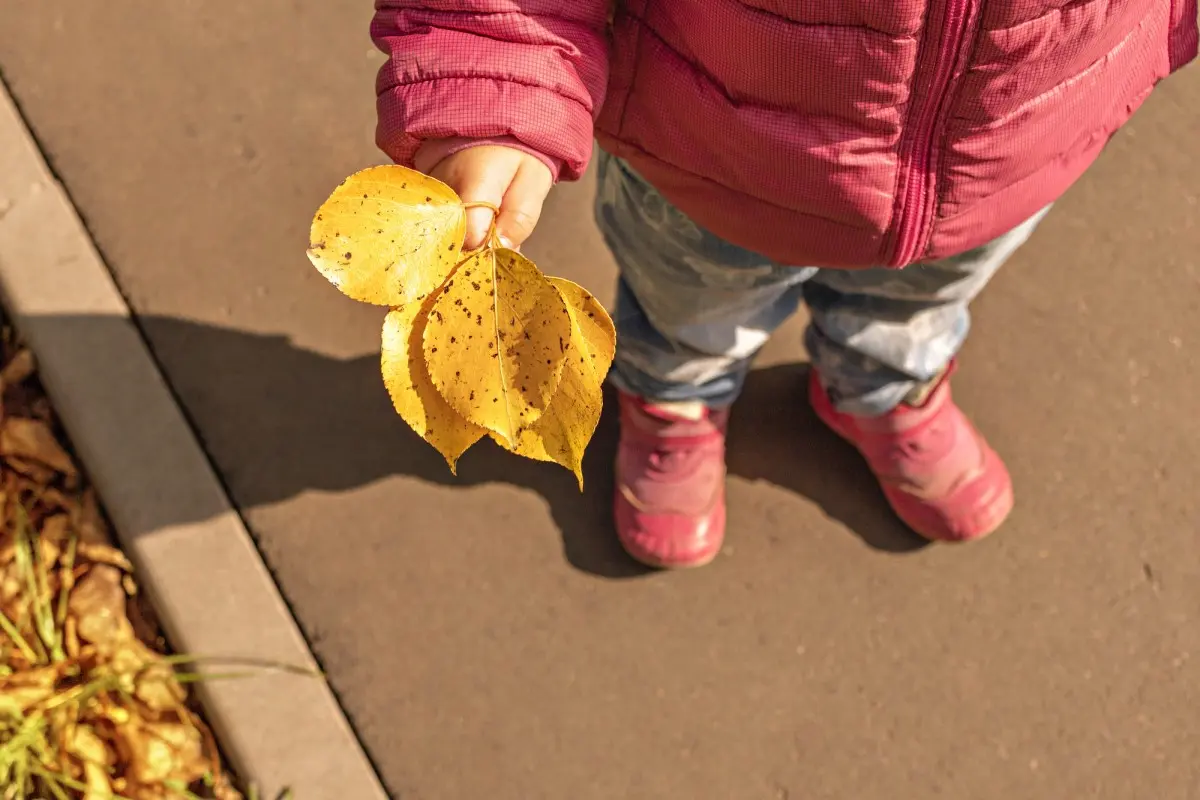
left=371, top=1, right=611, bottom=182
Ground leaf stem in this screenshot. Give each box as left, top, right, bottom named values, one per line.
left=462, top=201, right=501, bottom=253
left=461, top=200, right=499, bottom=214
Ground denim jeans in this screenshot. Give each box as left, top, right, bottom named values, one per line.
left=595, top=153, right=1050, bottom=416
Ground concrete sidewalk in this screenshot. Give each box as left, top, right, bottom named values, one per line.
left=2, top=4, right=1198, bottom=798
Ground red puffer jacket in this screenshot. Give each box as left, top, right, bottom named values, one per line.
left=371, top=1, right=1197, bottom=268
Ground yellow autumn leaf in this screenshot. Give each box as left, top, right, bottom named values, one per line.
left=495, top=278, right=615, bottom=487
left=307, top=165, right=468, bottom=306
left=382, top=299, right=486, bottom=472
left=422, top=248, right=572, bottom=446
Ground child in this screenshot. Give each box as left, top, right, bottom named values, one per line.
left=370, top=1, right=1198, bottom=568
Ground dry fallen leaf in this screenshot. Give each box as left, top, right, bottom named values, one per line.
left=1, top=417, right=77, bottom=477
left=127, top=721, right=206, bottom=786
left=0, top=348, right=36, bottom=386
left=381, top=300, right=485, bottom=471
left=0, top=327, right=249, bottom=800
left=423, top=248, right=572, bottom=446
left=39, top=513, right=70, bottom=548
left=0, top=666, right=58, bottom=713
left=82, top=760, right=116, bottom=800
left=70, top=725, right=114, bottom=767
left=134, top=660, right=187, bottom=713
left=77, top=542, right=134, bottom=573
left=309, top=164, right=616, bottom=487
left=307, top=165, right=468, bottom=307
left=495, top=278, right=615, bottom=487
left=70, top=564, right=134, bottom=650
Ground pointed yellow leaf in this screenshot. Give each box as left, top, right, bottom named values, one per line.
left=382, top=298, right=485, bottom=471
left=308, top=165, right=467, bottom=306
left=423, top=248, right=572, bottom=445
left=495, top=278, right=615, bottom=488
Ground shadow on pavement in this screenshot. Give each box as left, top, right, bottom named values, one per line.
left=34, top=313, right=924, bottom=578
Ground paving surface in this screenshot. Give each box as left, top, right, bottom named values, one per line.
left=2, top=5, right=1199, bottom=798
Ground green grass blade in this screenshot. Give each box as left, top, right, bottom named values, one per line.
left=172, top=671, right=262, bottom=685
left=33, top=769, right=71, bottom=800
left=159, top=653, right=322, bottom=678
left=54, top=536, right=77, bottom=631
left=13, top=508, right=58, bottom=663
left=29, top=763, right=137, bottom=800
left=0, top=608, right=38, bottom=664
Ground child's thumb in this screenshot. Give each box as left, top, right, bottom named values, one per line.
left=495, top=158, right=553, bottom=250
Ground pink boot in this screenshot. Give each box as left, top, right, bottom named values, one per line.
left=809, top=363, right=1013, bottom=542
left=614, top=392, right=727, bottom=568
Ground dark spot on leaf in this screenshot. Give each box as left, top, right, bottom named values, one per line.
left=450, top=336, right=456, bottom=344
left=425, top=196, right=431, bottom=202
left=344, top=252, right=353, bottom=260
left=476, top=315, right=482, bottom=325
left=449, top=243, right=456, bottom=251
left=488, top=342, right=494, bottom=350
left=469, top=391, right=475, bottom=401
left=431, top=347, right=437, bottom=353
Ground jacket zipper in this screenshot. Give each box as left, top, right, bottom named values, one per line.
left=889, top=0, right=977, bottom=267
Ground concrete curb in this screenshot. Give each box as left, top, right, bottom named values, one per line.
left=0, top=82, right=387, bottom=798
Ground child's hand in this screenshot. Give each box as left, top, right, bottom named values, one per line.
left=416, top=144, right=553, bottom=252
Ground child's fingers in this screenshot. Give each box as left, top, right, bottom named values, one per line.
left=496, top=158, right=553, bottom=250
left=463, top=205, right=499, bottom=252
left=457, top=177, right=510, bottom=251
left=426, top=145, right=552, bottom=250
left=429, top=150, right=513, bottom=250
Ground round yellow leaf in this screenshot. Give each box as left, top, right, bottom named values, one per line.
left=497, top=278, right=615, bottom=487
left=423, top=248, right=571, bottom=445
left=549, top=277, right=616, bottom=373
left=308, top=165, right=467, bottom=306
left=382, top=299, right=486, bottom=471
